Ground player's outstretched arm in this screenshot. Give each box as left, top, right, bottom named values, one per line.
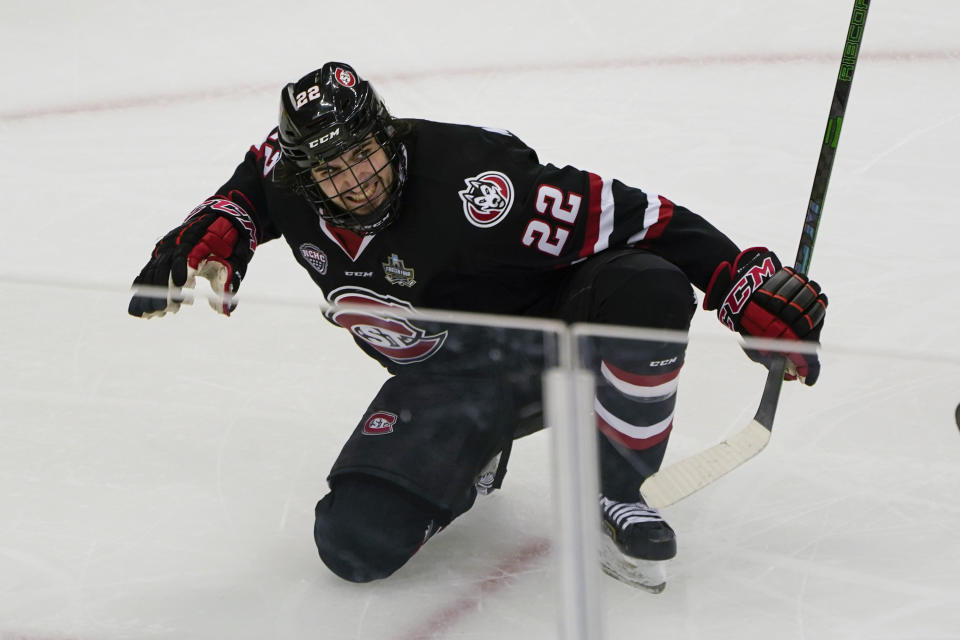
left=703, top=247, right=828, bottom=385
left=128, top=200, right=257, bottom=318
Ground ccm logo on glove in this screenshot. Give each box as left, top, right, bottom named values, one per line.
left=716, top=255, right=778, bottom=331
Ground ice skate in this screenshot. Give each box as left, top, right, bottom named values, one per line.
left=599, top=495, right=676, bottom=593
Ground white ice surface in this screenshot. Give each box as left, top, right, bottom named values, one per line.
left=2, top=1, right=960, bottom=638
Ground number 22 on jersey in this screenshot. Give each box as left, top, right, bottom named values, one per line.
left=522, top=185, right=582, bottom=256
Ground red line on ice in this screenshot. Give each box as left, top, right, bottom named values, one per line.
left=2, top=49, right=958, bottom=122
left=393, top=538, right=552, bottom=640
left=0, top=632, right=91, bottom=640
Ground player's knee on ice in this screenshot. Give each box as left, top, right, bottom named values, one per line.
left=313, top=474, right=448, bottom=583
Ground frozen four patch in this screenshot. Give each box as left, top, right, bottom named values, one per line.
left=382, top=253, right=416, bottom=287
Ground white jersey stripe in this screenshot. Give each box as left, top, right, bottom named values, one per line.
left=594, top=398, right=674, bottom=439
left=626, top=193, right=663, bottom=245
left=593, top=177, right=616, bottom=254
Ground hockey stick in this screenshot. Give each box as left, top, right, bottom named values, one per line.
left=640, top=0, right=871, bottom=510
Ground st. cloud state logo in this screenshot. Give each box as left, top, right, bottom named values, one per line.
left=362, top=411, right=398, bottom=436
left=325, top=287, right=447, bottom=364
left=333, top=67, right=357, bottom=87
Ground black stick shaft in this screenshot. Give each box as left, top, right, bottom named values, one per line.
left=758, top=0, right=871, bottom=432
left=795, top=0, right=871, bottom=275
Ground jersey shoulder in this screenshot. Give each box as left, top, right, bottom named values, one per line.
left=399, top=118, right=539, bottom=164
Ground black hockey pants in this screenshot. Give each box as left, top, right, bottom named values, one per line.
left=314, top=249, right=695, bottom=582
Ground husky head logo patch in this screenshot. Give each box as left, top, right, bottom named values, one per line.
left=458, top=171, right=514, bottom=228
left=300, top=243, right=328, bottom=275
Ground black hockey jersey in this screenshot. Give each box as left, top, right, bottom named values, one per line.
left=201, top=119, right=740, bottom=370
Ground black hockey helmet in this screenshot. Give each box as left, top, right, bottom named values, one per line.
left=274, top=62, right=406, bottom=235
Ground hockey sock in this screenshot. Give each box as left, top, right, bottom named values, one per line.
left=594, top=343, right=684, bottom=501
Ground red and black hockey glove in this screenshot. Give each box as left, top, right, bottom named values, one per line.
left=704, top=248, right=828, bottom=385
left=128, top=199, right=257, bottom=318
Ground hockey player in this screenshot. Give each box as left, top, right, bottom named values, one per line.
left=128, top=62, right=827, bottom=591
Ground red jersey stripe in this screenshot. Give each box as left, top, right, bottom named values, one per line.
left=579, top=172, right=604, bottom=258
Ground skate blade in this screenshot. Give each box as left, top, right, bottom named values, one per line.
left=599, top=536, right=668, bottom=593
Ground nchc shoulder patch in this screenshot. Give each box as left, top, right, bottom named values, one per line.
left=299, top=243, right=328, bottom=275
left=458, top=170, right=514, bottom=228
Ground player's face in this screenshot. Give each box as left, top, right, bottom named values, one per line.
left=310, top=136, right=395, bottom=217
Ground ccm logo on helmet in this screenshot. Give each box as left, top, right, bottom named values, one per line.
left=308, top=128, right=341, bottom=148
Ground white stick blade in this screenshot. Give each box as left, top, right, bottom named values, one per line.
left=640, top=420, right=772, bottom=509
